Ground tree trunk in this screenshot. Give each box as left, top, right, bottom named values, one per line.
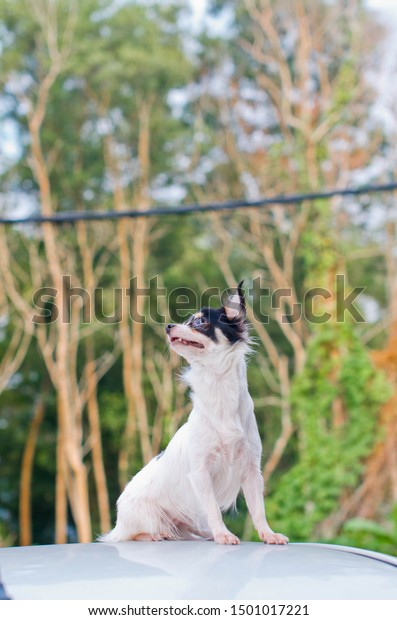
left=19, top=397, right=45, bottom=546
left=29, top=77, right=92, bottom=543
left=85, top=340, right=111, bottom=532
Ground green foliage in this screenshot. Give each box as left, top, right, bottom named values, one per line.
left=333, top=505, right=397, bottom=556
left=266, top=322, right=391, bottom=541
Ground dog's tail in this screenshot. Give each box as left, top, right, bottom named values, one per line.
left=97, top=529, right=118, bottom=543
left=97, top=524, right=128, bottom=543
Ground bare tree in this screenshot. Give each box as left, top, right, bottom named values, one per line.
left=0, top=229, right=34, bottom=393
left=1, top=2, right=118, bottom=543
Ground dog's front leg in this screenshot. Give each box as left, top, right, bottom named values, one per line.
left=188, top=470, right=240, bottom=545
left=242, top=468, right=289, bottom=545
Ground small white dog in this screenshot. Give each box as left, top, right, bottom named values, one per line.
left=100, top=283, right=288, bottom=545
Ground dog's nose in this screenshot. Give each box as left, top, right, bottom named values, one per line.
left=166, top=324, right=175, bottom=334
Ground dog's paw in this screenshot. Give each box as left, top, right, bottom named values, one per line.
left=259, top=531, right=289, bottom=545
left=214, top=531, right=240, bottom=545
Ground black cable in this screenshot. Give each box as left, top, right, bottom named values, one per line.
left=1, top=181, right=396, bottom=225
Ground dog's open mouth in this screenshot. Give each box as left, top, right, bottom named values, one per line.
left=170, top=337, right=204, bottom=349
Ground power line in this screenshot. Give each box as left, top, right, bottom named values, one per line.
left=1, top=181, right=397, bottom=225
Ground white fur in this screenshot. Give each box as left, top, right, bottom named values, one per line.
left=99, top=317, right=288, bottom=545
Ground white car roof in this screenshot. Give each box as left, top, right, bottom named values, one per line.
left=1, top=542, right=396, bottom=600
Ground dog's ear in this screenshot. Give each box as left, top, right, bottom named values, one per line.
left=223, top=280, right=246, bottom=321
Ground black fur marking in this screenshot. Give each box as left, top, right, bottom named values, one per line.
left=237, top=280, right=246, bottom=312
left=186, top=306, right=247, bottom=345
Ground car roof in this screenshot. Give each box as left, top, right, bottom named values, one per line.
left=1, top=542, right=396, bottom=600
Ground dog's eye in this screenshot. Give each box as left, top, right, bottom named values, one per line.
left=193, top=316, right=207, bottom=327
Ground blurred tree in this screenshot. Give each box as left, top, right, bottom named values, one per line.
left=0, top=0, right=192, bottom=542
left=268, top=322, right=390, bottom=541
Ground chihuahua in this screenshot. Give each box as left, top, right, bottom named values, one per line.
left=100, top=282, right=288, bottom=545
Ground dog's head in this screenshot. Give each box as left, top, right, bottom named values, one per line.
left=166, top=281, right=248, bottom=362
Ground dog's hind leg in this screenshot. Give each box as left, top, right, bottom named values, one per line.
left=133, top=533, right=162, bottom=541
left=175, top=521, right=213, bottom=541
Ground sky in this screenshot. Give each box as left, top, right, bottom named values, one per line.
left=189, top=0, right=397, bottom=27
left=367, top=0, right=397, bottom=13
